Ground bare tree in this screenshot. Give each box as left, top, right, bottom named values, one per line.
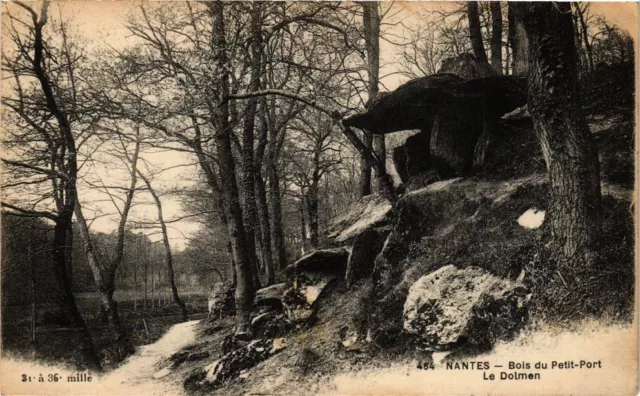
left=489, top=2, right=503, bottom=74
left=467, top=1, right=489, bottom=66
left=136, top=169, right=189, bottom=322
left=1, top=1, right=100, bottom=370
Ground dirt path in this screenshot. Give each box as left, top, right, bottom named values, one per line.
left=98, top=319, right=201, bottom=395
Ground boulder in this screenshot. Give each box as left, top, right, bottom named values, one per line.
left=346, top=226, right=391, bottom=287
left=393, top=130, right=432, bottom=183
left=403, top=265, right=529, bottom=349
left=326, top=194, right=393, bottom=243
left=282, top=272, right=336, bottom=324
left=254, top=283, right=288, bottom=309
left=250, top=311, right=291, bottom=338
left=284, top=247, right=349, bottom=276
left=201, top=338, right=287, bottom=387
left=208, top=282, right=234, bottom=319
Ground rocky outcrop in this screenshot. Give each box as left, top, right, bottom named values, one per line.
left=283, top=272, right=336, bottom=324
left=254, top=283, right=288, bottom=310
left=199, top=338, right=287, bottom=387
left=403, top=265, right=529, bottom=349
left=346, top=226, right=391, bottom=287
left=367, top=177, right=548, bottom=346
left=208, top=282, right=234, bottom=319
left=326, top=194, right=393, bottom=244
left=393, top=131, right=432, bottom=184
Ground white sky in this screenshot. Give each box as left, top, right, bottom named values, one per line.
left=1, top=1, right=636, bottom=251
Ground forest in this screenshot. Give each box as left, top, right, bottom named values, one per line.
left=1, top=1, right=636, bottom=394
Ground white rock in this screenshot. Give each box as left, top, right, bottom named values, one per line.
left=517, top=208, right=546, bottom=229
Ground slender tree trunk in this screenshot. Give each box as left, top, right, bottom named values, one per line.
left=139, top=172, right=188, bottom=322
left=514, top=2, right=601, bottom=269
left=144, top=257, right=148, bottom=310
left=299, top=197, right=307, bottom=253
left=307, top=180, right=320, bottom=249
left=508, top=3, right=530, bottom=76
left=267, top=126, right=288, bottom=270
left=240, top=3, right=264, bottom=291
left=490, top=2, right=503, bottom=75
left=29, top=232, right=37, bottom=344
left=361, top=2, right=387, bottom=195
left=255, top=173, right=275, bottom=284
left=576, top=4, right=594, bottom=73
left=210, top=0, right=255, bottom=336
left=359, top=132, right=373, bottom=197
left=66, top=221, right=73, bottom=289
left=467, top=1, right=489, bottom=66
left=73, top=203, right=124, bottom=337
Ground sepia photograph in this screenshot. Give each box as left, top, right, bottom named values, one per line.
left=0, top=1, right=637, bottom=394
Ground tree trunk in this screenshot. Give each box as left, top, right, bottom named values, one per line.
left=576, top=4, right=594, bottom=73
left=139, top=172, right=189, bottom=322
left=254, top=99, right=274, bottom=284
left=144, top=255, right=148, bottom=310
left=74, top=202, right=124, bottom=338
left=467, top=2, right=489, bottom=66
left=29, top=232, right=37, bottom=344
left=361, top=2, right=382, bottom=197
left=359, top=132, right=373, bottom=197
left=53, top=219, right=101, bottom=370
left=490, top=2, right=503, bottom=75
left=255, top=173, right=275, bottom=285
left=514, top=2, right=601, bottom=269
left=508, top=3, right=530, bottom=76
left=299, top=197, right=307, bottom=253
left=307, top=181, right=320, bottom=249
left=240, top=2, right=265, bottom=292
left=66, top=221, right=73, bottom=289
left=210, top=1, right=255, bottom=336
left=267, top=124, right=288, bottom=270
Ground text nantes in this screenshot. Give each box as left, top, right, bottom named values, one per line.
left=446, top=361, right=490, bottom=370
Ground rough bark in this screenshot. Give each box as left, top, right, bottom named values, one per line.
left=361, top=2, right=386, bottom=196
left=241, top=1, right=265, bottom=291
left=210, top=1, right=255, bottom=336
left=53, top=220, right=101, bottom=370
left=307, top=181, right=320, bottom=249
left=490, top=2, right=503, bottom=75
left=359, top=132, right=373, bottom=197
left=267, top=124, right=288, bottom=270
left=467, top=2, right=489, bottom=66
left=254, top=103, right=275, bottom=285
left=514, top=2, right=601, bottom=268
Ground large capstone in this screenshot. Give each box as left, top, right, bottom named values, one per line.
left=342, top=73, right=527, bottom=179
left=403, top=265, right=529, bottom=349
left=284, top=247, right=349, bottom=276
